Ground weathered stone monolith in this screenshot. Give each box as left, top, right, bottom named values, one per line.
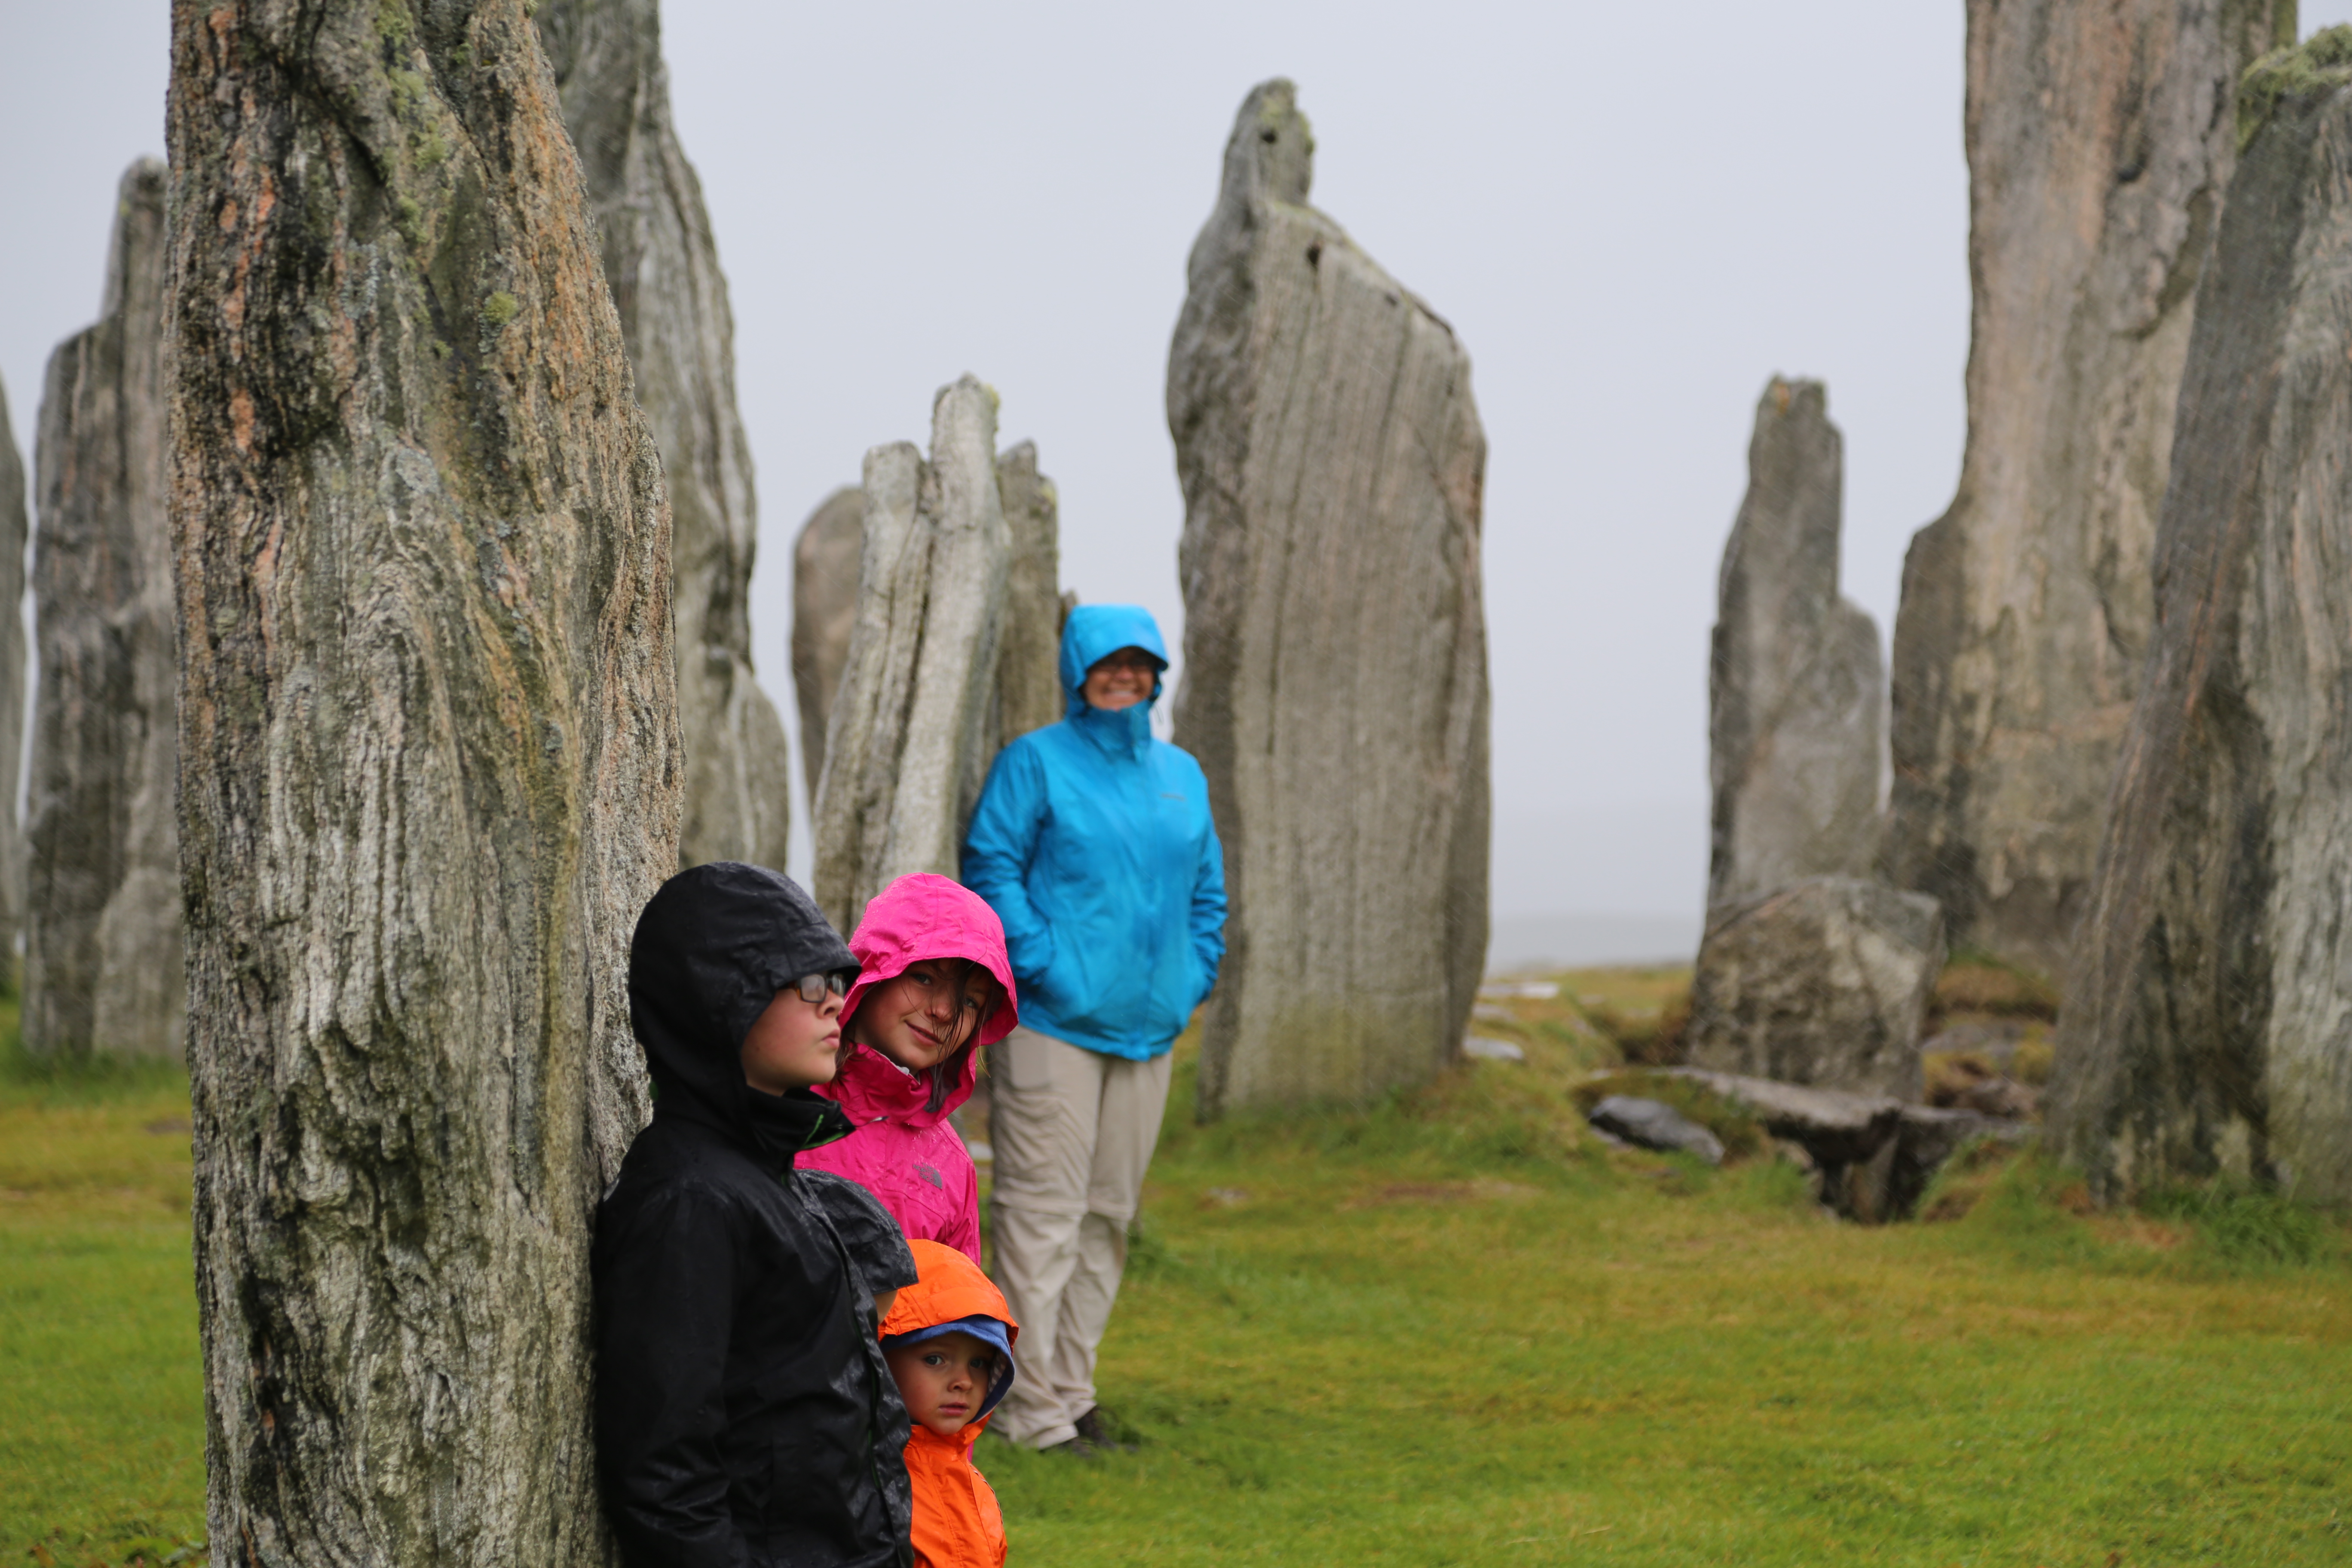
left=0, top=378, right=31, bottom=975
left=792, top=485, right=864, bottom=799
left=1882, top=0, right=2296, bottom=977
left=1170, top=79, right=1490, bottom=1115
left=2049, top=35, right=2352, bottom=1205
left=994, top=441, right=1064, bottom=746
left=812, top=377, right=1009, bottom=933
left=168, top=3, right=680, bottom=1559
left=539, top=0, right=789, bottom=870
left=26, top=159, right=180, bottom=1061
left=1709, top=378, right=1883, bottom=915
left=1686, top=877, right=1944, bottom=1100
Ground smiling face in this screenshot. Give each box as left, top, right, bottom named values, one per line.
left=849, top=958, right=999, bottom=1073
left=738, top=985, right=844, bottom=1094
left=884, top=1330, right=1001, bottom=1437
left=1080, top=646, right=1160, bottom=712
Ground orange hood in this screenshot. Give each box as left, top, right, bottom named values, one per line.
left=882, top=1239, right=1020, bottom=1342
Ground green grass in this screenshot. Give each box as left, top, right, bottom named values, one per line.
left=1, top=1007, right=207, bottom=1565
left=7, top=976, right=2352, bottom=1565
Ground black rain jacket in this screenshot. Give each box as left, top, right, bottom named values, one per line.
left=594, top=862, right=914, bottom=1568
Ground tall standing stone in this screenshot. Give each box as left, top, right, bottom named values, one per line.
left=1882, top=0, right=2296, bottom=977
left=812, top=377, right=1009, bottom=933
left=0, top=378, right=31, bottom=978
left=792, top=485, right=864, bottom=799
left=2049, top=35, right=2352, bottom=1205
left=1709, top=378, right=1883, bottom=915
left=26, top=159, right=181, bottom=1060
left=993, top=441, right=1064, bottom=747
left=168, top=2, right=680, bottom=1559
left=539, top=0, right=790, bottom=871
left=1170, top=80, right=1490, bottom=1115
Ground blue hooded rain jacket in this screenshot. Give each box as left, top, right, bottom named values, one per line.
left=961, top=605, right=1226, bottom=1060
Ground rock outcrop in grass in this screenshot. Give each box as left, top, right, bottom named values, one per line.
left=1882, top=0, right=2295, bottom=976
left=1170, top=78, right=1490, bottom=1115
left=1686, top=877, right=1944, bottom=1100
left=27, top=160, right=180, bottom=1061
left=2050, top=34, right=2352, bottom=1206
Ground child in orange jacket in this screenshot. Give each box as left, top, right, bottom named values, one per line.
left=880, top=1239, right=1022, bottom=1568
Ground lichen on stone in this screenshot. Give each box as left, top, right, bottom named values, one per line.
left=480, top=291, right=518, bottom=328
left=2239, top=25, right=2352, bottom=149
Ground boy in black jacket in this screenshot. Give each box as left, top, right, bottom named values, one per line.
left=595, top=862, right=913, bottom=1568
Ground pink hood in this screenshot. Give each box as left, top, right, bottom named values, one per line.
left=821, top=874, right=1018, bottom=1131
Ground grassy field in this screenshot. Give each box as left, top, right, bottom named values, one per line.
left=7, top=975, right=2351, bottom=1566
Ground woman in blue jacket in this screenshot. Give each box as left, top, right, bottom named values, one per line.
left=961, top=603, right=1225, bottom=1455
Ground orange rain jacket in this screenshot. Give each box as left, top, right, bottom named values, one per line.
left=881, top=1240, right=1023, bottom=1568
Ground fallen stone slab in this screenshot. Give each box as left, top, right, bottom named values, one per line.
left=1661, top=1067, right=1902, bottom=1168
left=1589, top=1096, right=1724, bottom=1166
left=1657, top=1067, right=2028, bottom=1221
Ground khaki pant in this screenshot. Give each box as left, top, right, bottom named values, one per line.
left=985, top=1025, right=1171, bottom=1450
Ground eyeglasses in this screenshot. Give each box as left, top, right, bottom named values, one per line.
left=790, top=972, right=851, bottom=1004
left=1089, top=650, right=1161, bottom=676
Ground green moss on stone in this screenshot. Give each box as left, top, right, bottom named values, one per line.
left=374, top=0, right=411, bottom=48
left=388, top=66, right=428, bottom=117
left=480, top=291, right=519, bottom=329
left=2239, top=24, right=2352, bottom=149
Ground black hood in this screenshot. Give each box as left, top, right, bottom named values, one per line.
left=628, top=862, right=861, bottom=1160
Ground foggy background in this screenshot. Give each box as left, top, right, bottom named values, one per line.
left=8, top=2, right=2345, bottom=968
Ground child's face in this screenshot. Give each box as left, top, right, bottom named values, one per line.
left=852, top=959, right=998, bottom=1072
left=885, top=1331, right=1000, bottom=1438
left=739, top=984, right=844, bottom=1094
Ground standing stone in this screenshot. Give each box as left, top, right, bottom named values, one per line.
left=993, top=441, right=1064, bottom=747
left=539, top=0, right=790, bottom=871
left=1709, top=378, right=1883, bottom=915
left=2050, top=35, right=2352, bottom=1205
left=0, top=378, right=31, bottom=979
left=26, top=159, right=180, bottom=1060
left=1882, top=0, right=2296, bottom=977
left=792, top=485, right=864, bottom=799
left=168, top=3, right=680, bottom=1560
left=812, top=377, right=1009, bottom=933
left=1685, top=877, right=1944, bottom=1101
left=1170, top=80, right=1490, bottom=1115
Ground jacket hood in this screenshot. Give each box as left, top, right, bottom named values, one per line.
left=882, top=1237, right=1021, bottom=1427
left=628, top=862, right=860, bottom=1161
left=1060, top=603, right=1168, bottom=720
left=828, top=874, right=1020, bottom=1130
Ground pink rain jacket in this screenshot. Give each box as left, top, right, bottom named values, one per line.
left=801, top=874, right=1019, bottom=1264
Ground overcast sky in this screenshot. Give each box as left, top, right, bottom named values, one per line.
left=7, top=2, right=2348, bottom=949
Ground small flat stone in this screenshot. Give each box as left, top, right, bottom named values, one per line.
left=1462, top=1035, right=1525, bottom=1063
left=1589, top=1096, right=1725, bottom=1166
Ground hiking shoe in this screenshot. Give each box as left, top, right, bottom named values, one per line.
left=1072, top=1406, right=1136, bottom=1452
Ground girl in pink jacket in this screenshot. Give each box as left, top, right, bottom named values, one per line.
left=799, top=873, right=1019, bottom=1263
